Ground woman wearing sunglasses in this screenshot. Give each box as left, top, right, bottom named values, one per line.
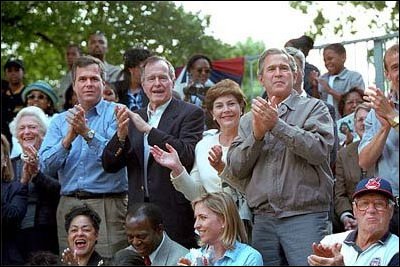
left=22, top=80, right=59, bottom=116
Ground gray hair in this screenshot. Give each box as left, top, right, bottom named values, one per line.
left=257, top=48, right=297, bottom=77
left=9, top=106, right=49, bottom=138
left=285, top=47, right=306, bottom=73
left=140, top=55, right=176, bottom=82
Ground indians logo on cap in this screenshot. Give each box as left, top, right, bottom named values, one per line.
left=365, top=177, right=381, bottom=190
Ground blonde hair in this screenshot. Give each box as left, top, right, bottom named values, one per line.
left=192, top=192, right=248, bottom=250
left=1, top=134, right=14, bottom=181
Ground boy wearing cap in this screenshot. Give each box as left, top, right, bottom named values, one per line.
left=2, top=58, right=26, bottom=146
left=308, top=177, right=399, bottom=266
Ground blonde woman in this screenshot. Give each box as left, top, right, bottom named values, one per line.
left=178, top=192, right=263, bottom=266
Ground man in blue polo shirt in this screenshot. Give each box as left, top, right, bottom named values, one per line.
left=308, top=177, right=399, bottom=266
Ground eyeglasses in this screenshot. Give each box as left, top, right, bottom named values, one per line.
left=27, top=94, right=47, bottom=100
left=353, top=199, right=390, bottom=211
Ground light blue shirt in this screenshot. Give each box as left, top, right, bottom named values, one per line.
left=185, top=241, right=263, bottom=266
left=358, top=108, right=399, bottom=197
left=39, top=99, right=128, bottom=194
left=319, top=67, right=365, bottom=119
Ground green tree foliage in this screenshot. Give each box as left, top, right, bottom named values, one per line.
left=290, top=1, right=399, bottom=40
left=1, top=1, right=234, bottom=85
left=229, top=37, right=266, bottom=103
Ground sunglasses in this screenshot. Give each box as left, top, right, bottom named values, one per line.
left=27, top=94, right=47, bottom=100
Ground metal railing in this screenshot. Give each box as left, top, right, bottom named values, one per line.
left=312, top=32, right=399, bottom=92
left=245, top=32, right=399, bottom=99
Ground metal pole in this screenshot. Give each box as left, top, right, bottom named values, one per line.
left=373, top=39, right=385, bottom=91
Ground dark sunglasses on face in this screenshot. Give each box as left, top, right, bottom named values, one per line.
left=27, top=94, right=47, bottom=100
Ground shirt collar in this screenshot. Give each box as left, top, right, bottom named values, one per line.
left=278, top=90, right=298, bottom=111
left=343, top=229, right=393, bottom=246
left=148, top=232, right=166, bottom=263
left=146, top=98, right=172, bottom=118
left=335, top=67, right=349, bottom=79
left=299, top=89, right=308, bottom=98
left=86, top=98, right=106, bottom=117
left=220, top=241, right=239, bottom=261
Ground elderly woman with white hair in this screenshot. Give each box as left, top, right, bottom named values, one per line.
left=8, top=106, right=61, bottom=262
left=10, top=80, right=59, bottom=158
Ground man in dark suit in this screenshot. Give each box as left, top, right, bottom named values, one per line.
left=102, top=56, right=204, bottom=249
left=113, top=203, right=188, bottom=266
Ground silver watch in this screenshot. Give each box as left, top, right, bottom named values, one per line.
left=85, top=129, right=95, bottom=142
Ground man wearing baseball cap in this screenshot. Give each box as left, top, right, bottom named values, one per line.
left=308, top=177, right=399, bottom=266
left=1, top=57, right=26, bottom=148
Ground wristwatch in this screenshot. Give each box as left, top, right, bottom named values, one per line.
left=84, top=129, right=95, bottom=142
left=388, top=115, right=399, bottom=128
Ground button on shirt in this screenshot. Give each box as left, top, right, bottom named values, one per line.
left=39, top=99, right=128, bottom=194
left=143, top=99, right=172, bottom=197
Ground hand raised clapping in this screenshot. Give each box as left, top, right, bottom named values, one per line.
left=150, top=143, right=184, bottom=177
left=208, top=145, right=225, bottom=174
left=66, top=104, right=89, bottom=137
left=61, top=248, right=80, bottom=266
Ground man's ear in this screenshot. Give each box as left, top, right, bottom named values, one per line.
left=257, top=74, right=263, bottom=84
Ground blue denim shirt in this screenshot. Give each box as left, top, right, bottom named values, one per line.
left=359, top=108, right=399, bottom=197
left=39, top=99, right=128, bottom=194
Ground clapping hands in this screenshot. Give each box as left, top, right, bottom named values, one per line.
left=21, top=144, right=40, bottom=184
left=150, top=143, right=184, bottom=177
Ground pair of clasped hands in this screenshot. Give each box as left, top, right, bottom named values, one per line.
left=20, top=144, right=40, bottom=184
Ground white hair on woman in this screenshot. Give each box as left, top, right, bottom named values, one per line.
left=9, top=106, right=49, bottom=138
